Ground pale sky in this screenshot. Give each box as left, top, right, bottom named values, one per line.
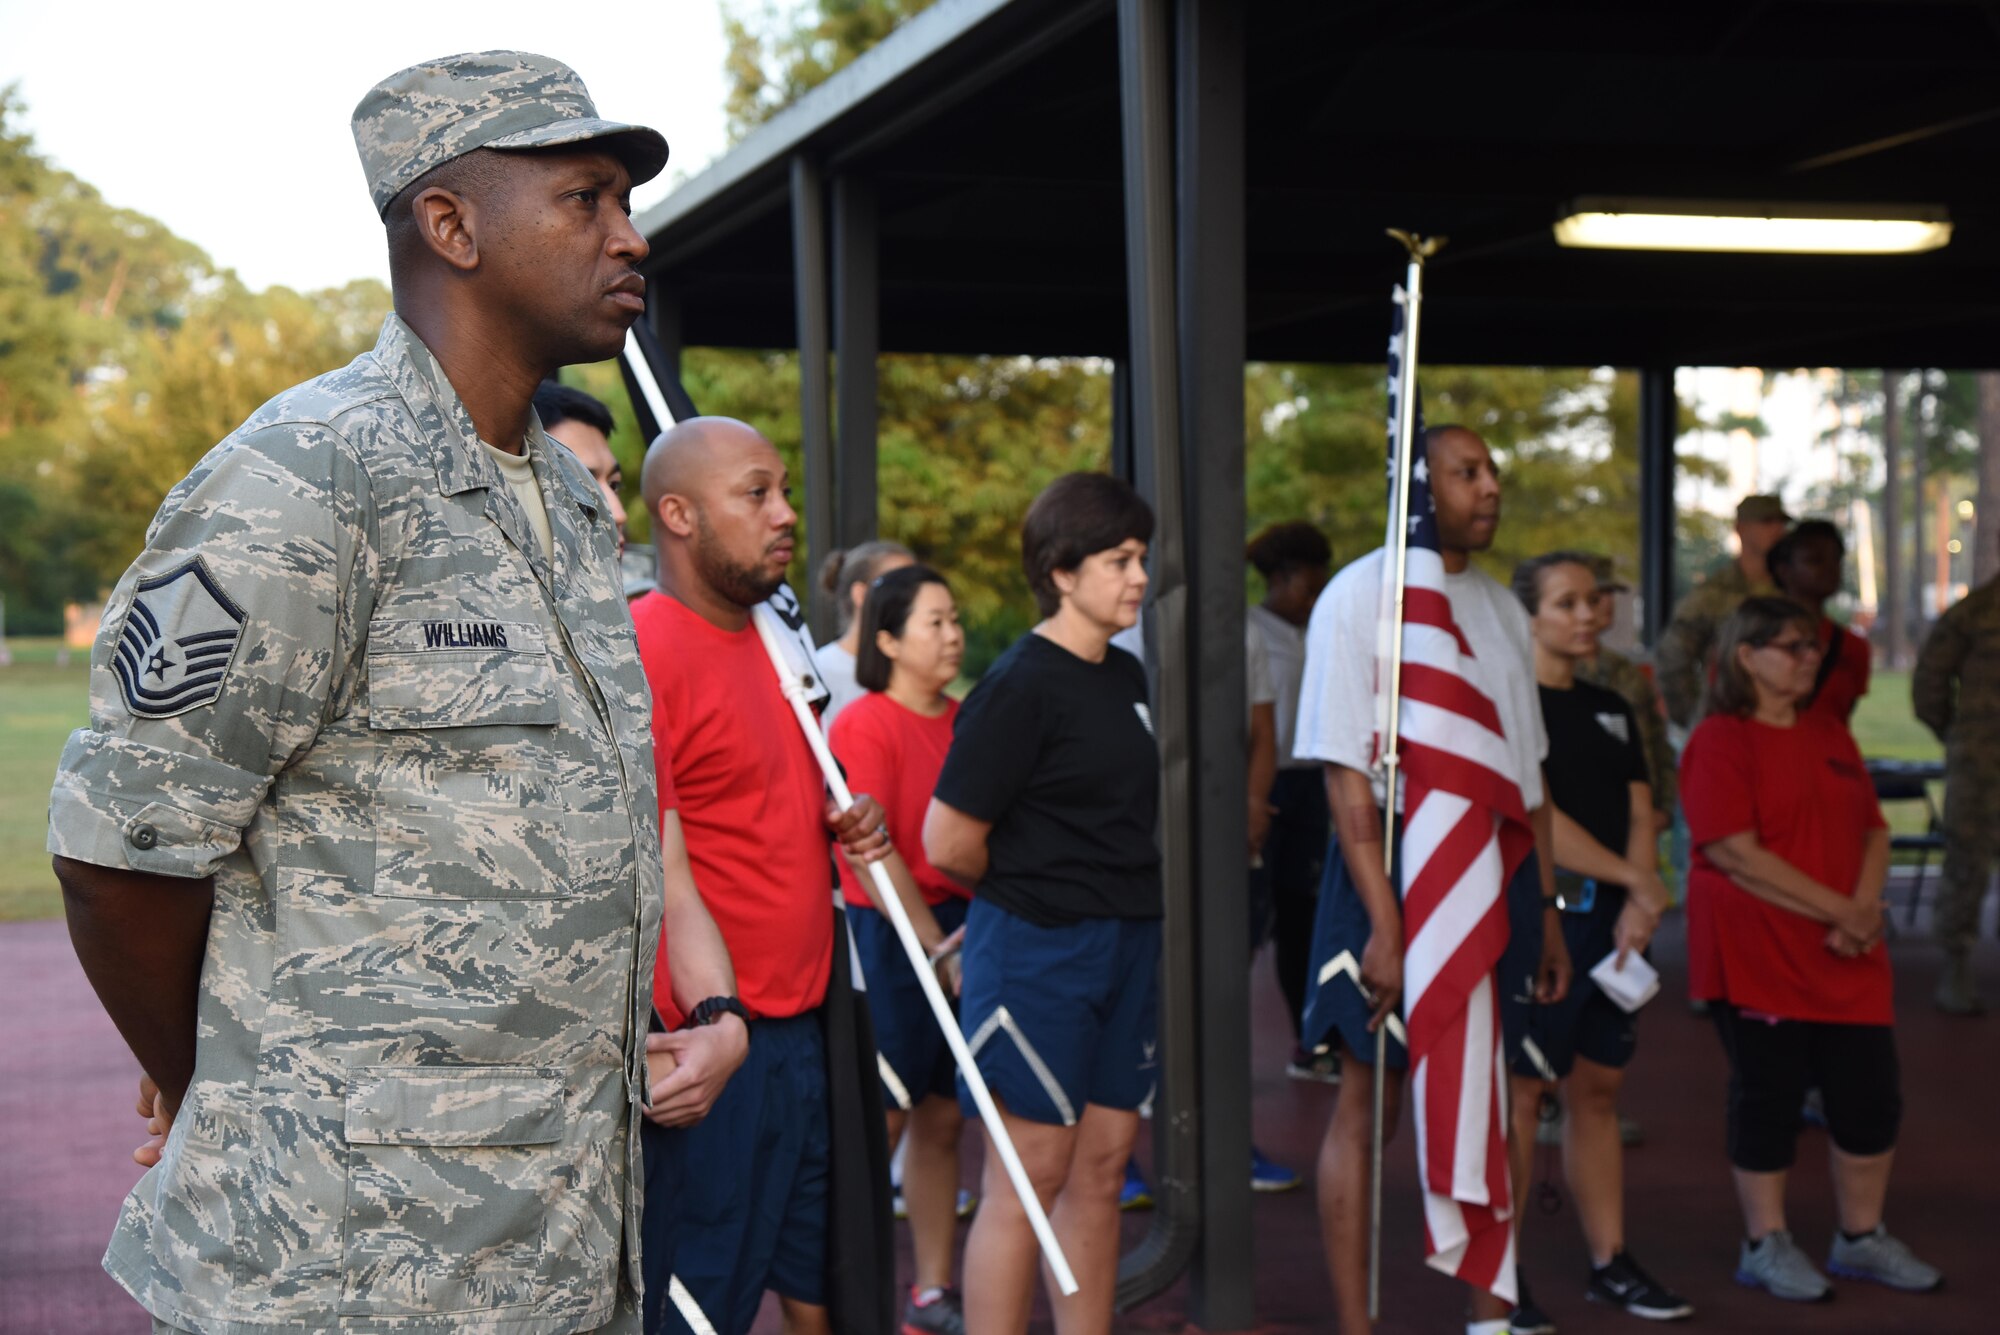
left=0, top=0, right=733, bottom=292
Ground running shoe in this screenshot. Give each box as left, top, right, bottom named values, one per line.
left=1249, top=1146, right=1301, bottom=1192
left=1827, top=1224, right=1943, bottom=1293
left=1587, top=1249, right=1693, bottom=1320
left=1801, top=1088, right=1827, bottom=1129
left=1285, top=1043, right=1342, bottom=1084
left=1119, top=1159, right=1154, bottom=1211
left=1735, top=1230, right=1831, bottom=1302
left=901, top=1286, right=966, bottom=1335
left=1509, top=1268, right=1557, bottom=1335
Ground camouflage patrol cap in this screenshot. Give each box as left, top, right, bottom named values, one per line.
left=353, top=51, right=668, bottom=217
left=1736, top=493, right=1791, bottom=523
left=1585, top=553, right=1630, bottom=592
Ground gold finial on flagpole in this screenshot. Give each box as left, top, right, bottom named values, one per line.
left=1387, top=228, right=1448, bottom=260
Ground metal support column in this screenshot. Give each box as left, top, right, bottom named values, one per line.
left=1638, top=366, right=1678, bottom=647
left=833, top=176, right=880, bottom=549
left=791, top=155, right=836, bottom=642
left=1115, top=0, right=1202, bottom=1309
left=1175, top=0, right=1250, bottom=1324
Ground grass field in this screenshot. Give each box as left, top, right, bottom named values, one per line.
left=0, top=639, right=1953, bottom=922
left=1, top=638, right=90, bottom=920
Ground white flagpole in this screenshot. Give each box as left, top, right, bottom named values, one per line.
left=619, top=321, right=1077, bottom=1297
left=1372, top=228, right=1444, bottom=1321
left=749, top=606, right=1081, bottom=1297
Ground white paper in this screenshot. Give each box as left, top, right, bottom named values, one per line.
left=1589, top=949, right=1660, bottom=1014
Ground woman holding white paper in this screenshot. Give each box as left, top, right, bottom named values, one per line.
left=1508, top=553, right=1691, bottom=1324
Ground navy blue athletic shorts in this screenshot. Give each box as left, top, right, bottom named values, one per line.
left=660, top=1012, right=829, bottom=1335
left=1505, top=882, right=1639, bottom=1081
left=956, top=897, right=1160, bottom=1126
left=1302, top=827, right=1543, bottom=1074
left=850, top=896, right=969, bottom=1110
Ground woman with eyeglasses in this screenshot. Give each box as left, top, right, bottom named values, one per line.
left=1681, top=596, right=1941, bottom=1304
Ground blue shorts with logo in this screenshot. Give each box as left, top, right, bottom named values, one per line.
left=1301, top=827, right=1542, bottom=1073
left=956, top=897, right=1160, bottom=1127
left=660, top=1011, right=829, bottom=1335
left=1502, top=881, right=1639, bottom=1081
left=850, top=896, right=970, bottom=1110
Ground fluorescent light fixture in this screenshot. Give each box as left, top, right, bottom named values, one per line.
left=1553, top=197, right=1951, bottom=255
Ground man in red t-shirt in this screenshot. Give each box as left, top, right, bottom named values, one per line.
left=633, top=416, right=897, bottom=1335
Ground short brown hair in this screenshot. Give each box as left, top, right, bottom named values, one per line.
left=1706, top=596, right=1816, bottom=719
left=1020, top=473, right=1154, bottom=618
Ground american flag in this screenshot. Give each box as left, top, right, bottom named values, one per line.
left=1376, top=287, right=1533, bottom=1303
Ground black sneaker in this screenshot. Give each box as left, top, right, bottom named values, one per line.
left=1588, top=1250, right=1694, bottom=1321
left=1510, top=1269, right=1558, bottom=1335
left=901, top=1286, right=966, bottom=1335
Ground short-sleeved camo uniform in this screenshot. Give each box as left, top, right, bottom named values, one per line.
left=1656, top=561, right=1774, bottom=730
left=1913, top=578, right=2000, bottom=959
left=50, top=314, right=663, bottom=1334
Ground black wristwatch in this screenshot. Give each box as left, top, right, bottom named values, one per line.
left=680, top=995, right=750, bottom=1032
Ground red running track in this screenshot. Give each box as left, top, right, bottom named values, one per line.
left=4, top=908, right=1991, bottom=1334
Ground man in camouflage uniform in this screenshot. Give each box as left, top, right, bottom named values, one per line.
left=1577, top=555, right=1675, bottom=830
left=1913, top=554, right=2000, bottom=1016
left=48, top=52, right=725, bottom=1334
left=1656, top=494, right=1790, bottom=729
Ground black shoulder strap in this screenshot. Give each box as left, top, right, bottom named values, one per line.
left=1805, top=622, right=1843, bottom=706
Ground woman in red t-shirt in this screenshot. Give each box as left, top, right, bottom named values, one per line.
left=1681, top=596, right=1940, bottom=1302
left=1767, top=519, right=1871, bottom=723
left=826, top=564, right=971, bottom=1332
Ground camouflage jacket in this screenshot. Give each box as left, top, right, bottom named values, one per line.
left=1656, top=560, right=1773, bottom=728
left=48, top=315, right=663, bottom=1334
left=1914, top=578, right=2000, bottom=744
left=1578, top=646, right=1676, bottom=813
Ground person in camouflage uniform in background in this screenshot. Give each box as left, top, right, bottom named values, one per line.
left=1913, top=547, right=2000, bottom=1017
left=1577, top=555, right=1675, bottom=832
left=1656, top=495, right=1790, bottom=730
left=47, top=52, right=734, bottom=1335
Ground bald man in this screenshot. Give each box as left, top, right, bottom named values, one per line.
left=1294, top=426, right=1571, bottom=1335
left=630, top=418, right=901, bottom=1335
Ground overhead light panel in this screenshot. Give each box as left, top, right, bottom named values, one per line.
left=1553, top=198, right=1951, bottom=255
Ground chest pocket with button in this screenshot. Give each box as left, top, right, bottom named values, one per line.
left=365, top=619, right=575, bottom=899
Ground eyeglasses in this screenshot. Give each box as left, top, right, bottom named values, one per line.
left=1759, top=636, right=1824, bottom=660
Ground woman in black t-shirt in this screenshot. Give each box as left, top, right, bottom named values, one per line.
left=924, top=473, right=1160, bottom=1335
left=1508, top=553, right=1692, bottom=1321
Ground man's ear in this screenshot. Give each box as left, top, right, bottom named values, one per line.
left=656, top=494, right=697, bottom=540
left=410, top=187, right=480, bottom=273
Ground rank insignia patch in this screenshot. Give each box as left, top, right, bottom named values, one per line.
left=112, top=557, right=246, bottom=718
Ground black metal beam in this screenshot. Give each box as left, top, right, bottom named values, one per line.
left=1176, top=0, right=1251, bottom=1326
left=1638, top=366, right=1678, bottom=647
left=833, top=176, right=881, bottom=550
left=792, top=154, right=837, bottom=642
left=1115, top=0, right=1202, bottom=1309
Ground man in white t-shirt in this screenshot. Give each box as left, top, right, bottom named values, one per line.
left=1294, top=425, right=1570, bottom=1335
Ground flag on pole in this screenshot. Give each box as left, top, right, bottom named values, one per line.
left=1377, top=288, right=1533, bottom=1303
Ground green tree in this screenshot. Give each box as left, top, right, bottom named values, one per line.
left=0, top=89, right=391, bottom=630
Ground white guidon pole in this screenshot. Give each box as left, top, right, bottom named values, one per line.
left=750, top=605, right=1080, bottom=1296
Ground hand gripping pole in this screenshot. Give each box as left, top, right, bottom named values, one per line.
left=749, top=607, right=1080, bottom=1296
